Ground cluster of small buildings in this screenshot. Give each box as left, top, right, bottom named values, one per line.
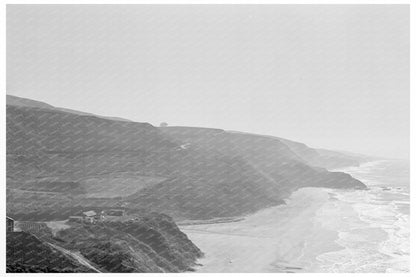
left=6, top=209, right=127, bottom=233
left=68, top=209, right=125, bottom=224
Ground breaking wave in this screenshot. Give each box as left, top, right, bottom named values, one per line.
left=315, top=160, right=409, bottom=273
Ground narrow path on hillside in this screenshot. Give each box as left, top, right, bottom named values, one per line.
left=46, top=242, right=102, bottom=273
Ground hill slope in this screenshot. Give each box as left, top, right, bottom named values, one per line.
left=160, top=127, right=367, bottom=193
left=7, top=94, right=131, bottom=122
left=7, top=232, right=91, bottom=273
left=276, top=137, right=371, bottom=169
left=54, top=215, right=203, bottom=272
left=7, top=96, right=366, bottom=221
left=7, top=213, right=203, bottom=273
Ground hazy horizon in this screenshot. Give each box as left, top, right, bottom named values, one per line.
left=7, top=5, right=409, bottom=159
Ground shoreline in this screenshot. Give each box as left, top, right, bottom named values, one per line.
left=181, top=160, right=409, bottom=273
left=178, top=217, right=245, bottom=226
left=180, top=187, right=341, bottom=273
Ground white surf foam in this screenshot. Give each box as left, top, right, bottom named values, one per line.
left=315, top=160, right=409, bottom=273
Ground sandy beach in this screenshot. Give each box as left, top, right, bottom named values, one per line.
left=180, top=187, right=343, bottom=273
left=181, top=161, right=409, bottom=273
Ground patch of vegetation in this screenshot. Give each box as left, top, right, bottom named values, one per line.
left=20, top=181, right=85, bottom=194
left=6, top=263, right=81, bottom=273
left=55, top=218, right=202, bottom=273
left=6, top=232, right=90, bottom=272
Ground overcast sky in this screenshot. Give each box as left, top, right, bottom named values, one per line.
left=7, top=5, right=409, bottom=159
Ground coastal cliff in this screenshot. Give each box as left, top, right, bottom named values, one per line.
left=7, top=95, right=367, bottom=221
left=6, top=95, right=368, bottom=272
left=7, top=213, right=202, bottom=273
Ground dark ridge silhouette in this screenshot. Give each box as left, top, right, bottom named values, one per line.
left=7, top=214, right=202, bottom=273
left=6, top=232, right=92, bottom=272
left=7, top=94, right=132, bottom=122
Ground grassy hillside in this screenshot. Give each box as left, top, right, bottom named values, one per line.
left=7, top=96, right=366, bottom=221
left=6, top=232, right=91, bottom=273
left=276, top=137, right=371, bottom=169
left=160, top=126, right=367, bottom=193
left=7, top=212, right=202, bottom=273
left=54, top=215, right=202, bottom=272
left=7, top=94, right=131, bottom=122
left=7, top=104, right=177, bottom=154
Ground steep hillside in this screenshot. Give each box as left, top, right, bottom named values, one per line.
left=6, top=95, right=55, bottom=109
left=277, top=137, right=370, bottom=169
left=6, top=104, right=285, bottom=220
left=6, top=232, right=91, bottom=273
left=6, top=105, right=177, bottom=154
left=7, top=96, right=366, bottom=222
left=315, top=148, right=373, bottom=168
left=54, top=215, right=202, bottom=272
left=226, top=130, right=370, bottom=169
left=160, top=126, right=367, bottom=194
left=7, top=94, right=131, bottom=122
left=7, top=213, right=202, bottom=273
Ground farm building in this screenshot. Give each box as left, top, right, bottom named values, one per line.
left=82, top=211, right=97, bottom=223
left=6, top=216, right=14, bottom=232
left=68, top=210, right=104, bottom=224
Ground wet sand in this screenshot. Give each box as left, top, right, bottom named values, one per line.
left=180, top=187, right=342, bottom=272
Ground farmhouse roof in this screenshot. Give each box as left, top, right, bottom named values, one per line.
left=83, top=211, right=97, bottom=217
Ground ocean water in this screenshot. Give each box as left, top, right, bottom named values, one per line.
left=314, top=160, right=410, bottom=273
left=181, top=159, right=410, bottom=273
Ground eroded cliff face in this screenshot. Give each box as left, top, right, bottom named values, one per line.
left=6, top=232, right=92, bottom=273
left=7, top=213, right=203, bottom=273
left=55, top=215, right=203, bottom=272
